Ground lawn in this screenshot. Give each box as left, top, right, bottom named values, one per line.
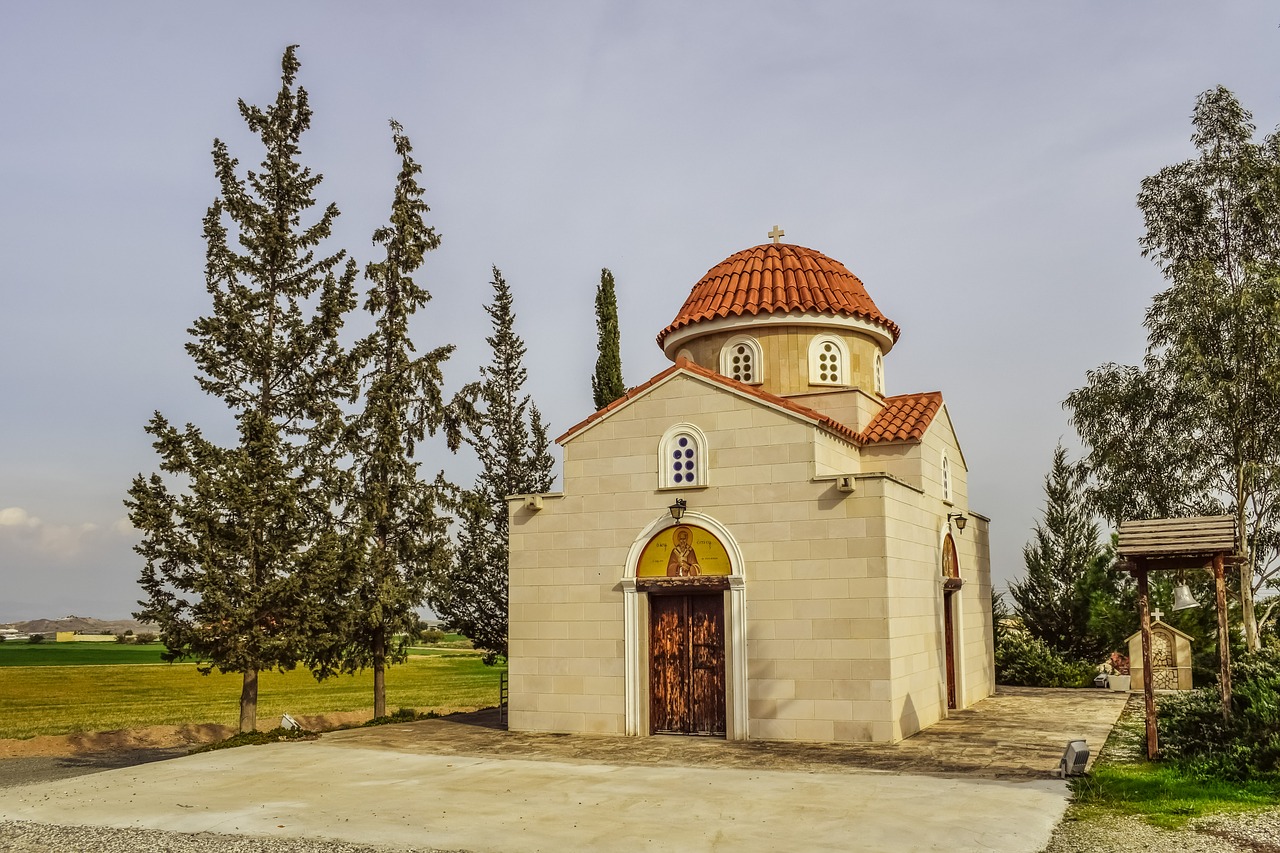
left=0, top=654, right=506, bottom=739
left=1069, top=698, right=1280, bottom=829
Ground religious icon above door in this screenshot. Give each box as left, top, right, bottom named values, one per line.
left=636, top=524, right=731, bottom=577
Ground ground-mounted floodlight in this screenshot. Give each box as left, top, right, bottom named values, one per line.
left=1056, top=739, right=1089, bottom=777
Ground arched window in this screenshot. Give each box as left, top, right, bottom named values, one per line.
left=874, top=351, right=885, bottom=395
left=941, top=452, right=953, bottom=503
left=659, top=423, right=708, bottom=488
left=720, top=336, right=762, bottom=384
left=942, top=533, right=959, bottom=579
left=809, top=336, right=848, bottom=386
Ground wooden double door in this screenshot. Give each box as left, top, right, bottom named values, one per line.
left=649, top=593, right=726, bottom=736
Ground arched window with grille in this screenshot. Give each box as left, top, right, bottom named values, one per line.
left=659, top=423, right=708, bottom=489
left=941, top=452, right=953, bottom=503
left=809, top=336, right=848, bottom=386
left=720, top=336, right=762, bottom=385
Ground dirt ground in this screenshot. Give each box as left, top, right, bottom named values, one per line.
left=0, top=710, right=379, bottom=789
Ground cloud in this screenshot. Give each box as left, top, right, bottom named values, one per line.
left=0, top=507, right=40, bottom=528
left=0, top=507, right=132, bottom=559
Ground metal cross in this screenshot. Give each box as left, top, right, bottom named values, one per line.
left=768, top=225, right=785, bottom=244
left=1151, top=608, right=1164, bottom=623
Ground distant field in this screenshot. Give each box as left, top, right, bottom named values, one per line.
left=0, top=637, right=477, bottom=667
left=0, top=642, right=169, bottom=666
left=0, top=654, right=505, bottom=739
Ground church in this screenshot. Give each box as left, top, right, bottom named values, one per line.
left=506, top=233, right=993, bottom=743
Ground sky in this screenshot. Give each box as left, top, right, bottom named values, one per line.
left=1, top=2, right=1278, bottom=622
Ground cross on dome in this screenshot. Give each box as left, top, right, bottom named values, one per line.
left=768, top=225, right=785, bottom=244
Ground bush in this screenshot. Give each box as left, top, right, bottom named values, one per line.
left=27, top=634, right=45, bottom=644
left=419, top=628, right=445, bottom=644
left=995, top=631, right=1095, bottom=687
left=134, top=632, right=157, bottom=645
left=1159, top=648, right=1280, bottom=779
left=114, top=633, right=132, bottom=644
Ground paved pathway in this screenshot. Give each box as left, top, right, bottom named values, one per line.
left=0, top=687, right=1128, bottom=852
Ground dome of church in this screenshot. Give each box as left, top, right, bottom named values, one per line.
left=656, top=242, right=900, bottom=349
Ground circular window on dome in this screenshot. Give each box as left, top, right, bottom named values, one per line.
left=809, top=336, right=846, bottom=386
left=721, top=337, right=762, bottom=385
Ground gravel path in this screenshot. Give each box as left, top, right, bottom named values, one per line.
left=1040, top=810, right=1280, bottom=852
left=0, top=820, right=461, bottom=853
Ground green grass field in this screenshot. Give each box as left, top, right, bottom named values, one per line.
left=0, top=653, right=505, bottom=739
left=0, top=636, right=477, bottom=666
left=0, top=641, right=170, bottom=666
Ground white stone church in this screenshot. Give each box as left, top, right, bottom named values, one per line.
left=506, top=234, right=993, bottom=743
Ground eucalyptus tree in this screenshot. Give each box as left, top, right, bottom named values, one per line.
left=307, top=122, right=459, bottom=717
left=591, top=267, right=626, bottom=409
left=128, top=47, right=358, bottom=732
left=428, top=269, right=555, bottom=663
left=1067, top=86, right=1280, bottom=648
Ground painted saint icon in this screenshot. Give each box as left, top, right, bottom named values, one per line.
left=637, top=524, right=731, bottom=577
left=665, top=525, right=702, bottom=577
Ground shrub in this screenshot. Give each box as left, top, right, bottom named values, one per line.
left=995, top=631, right=1095, bottom=687
left=1159, top=648, right=1280, bottom=779
left=114, top=633, right=132, bottom=644
left=27, top=634, right=45, bottom=644
left=134, top=632, right=157, bottom=645
left=419, top=628, right=445, bottom=645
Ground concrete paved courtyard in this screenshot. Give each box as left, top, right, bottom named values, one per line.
left=0, top=687, right=1128, bottom=852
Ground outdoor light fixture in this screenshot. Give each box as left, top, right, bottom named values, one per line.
left=947, top=512, right=968, bottom=532
left=1172, top=571, right=1201, bottom=611
left=1056, top=739, right=1089, bottom=777
left=669, top=499, right=687, bottom=522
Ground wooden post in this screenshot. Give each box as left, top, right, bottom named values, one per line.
left=1214, top=553, right=1232, bottom=720
left=1137, top=563, right=1158, bottom=759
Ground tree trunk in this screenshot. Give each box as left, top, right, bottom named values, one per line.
left=1235, top=494, right=1260, bottom=650
left=373, top=629, right=386, bottom=719
left=240, top=667, right=259, bottom=733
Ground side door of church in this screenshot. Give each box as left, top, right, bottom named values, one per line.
left=649, top=593, right=726, bottom=736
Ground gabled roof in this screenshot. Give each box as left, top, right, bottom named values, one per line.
left=558, top=360, right=946, bottom=450
left=656, top=243, right=901, bottom=347
left=556, top=359, right=863, bottom=445
left=860, top=392, right=944, bottom=444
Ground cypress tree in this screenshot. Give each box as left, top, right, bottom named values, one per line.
left=307, top=122, right=458, bottom=717
left=591, top=267, right=626, bottom=409
left=1009, top=444, right=1118, bottom=662
left=427, top=268, right=554, bottom=663
left=127, top=47, right=358, bottom=732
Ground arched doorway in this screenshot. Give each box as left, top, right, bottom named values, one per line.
left=621, top=512, right=747, bottom=739
left=941, top=533, right=962, bottom=710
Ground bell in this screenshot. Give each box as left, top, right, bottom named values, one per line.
left=1171, top=583, right=1201, bottom=611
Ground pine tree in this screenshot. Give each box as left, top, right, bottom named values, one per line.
left=427, top=268, right=554, bottom=663
left=1009, top=444, right=1118, bottom=662
left=307, top=122, right=458, bottom=717
left=127, top=47, right=358, bottom=733
left=591, top=268, right=625, bottom=409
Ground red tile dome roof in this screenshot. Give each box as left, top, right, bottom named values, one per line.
left=656, top=243, right=900, bottom=347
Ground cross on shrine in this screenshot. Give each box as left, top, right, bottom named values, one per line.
left=1151, top=608, right=1164, bottom=623
left=768, top=225, right=785, bottom=244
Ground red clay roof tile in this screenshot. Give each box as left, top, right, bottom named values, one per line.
left=860, top=392, right=943, bottom=443
left=557, top=362, right=942, bottom=449
left=657, top=243, right=900, bottom=347
left=556, top=359, right=864, bottom=445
